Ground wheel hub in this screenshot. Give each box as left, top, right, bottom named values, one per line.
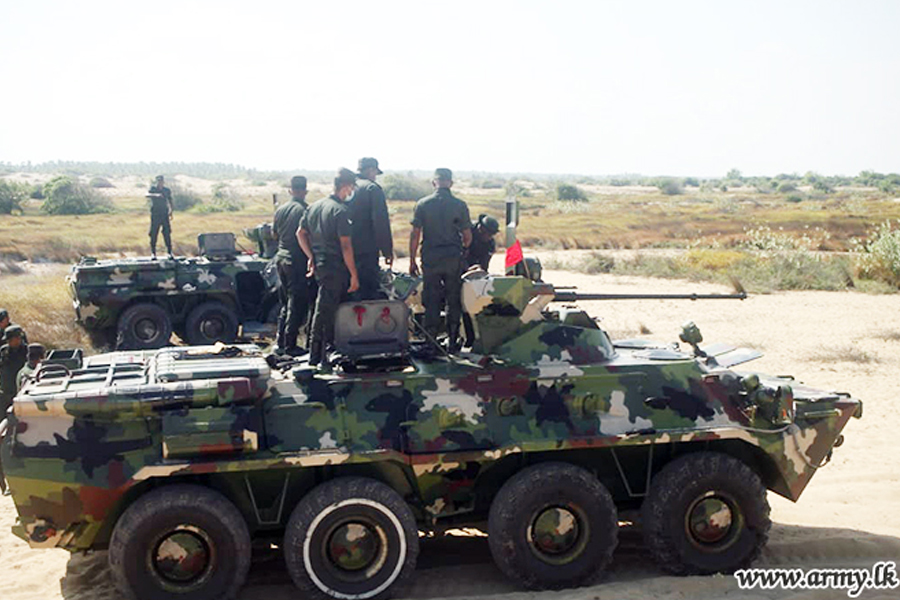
left=135, top=317, right=159, bottom=342
left=153, top=528, right=211, bottom=584
left=687, top=495, right=734, bottom=545
left=327, top=522, right=380, bottom=572
left=200, top=316, right=225, bottom=339
left=530, top=507, right=581, bottom=557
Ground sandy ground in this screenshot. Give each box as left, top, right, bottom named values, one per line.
left=2, top=267, right=899, bottom=600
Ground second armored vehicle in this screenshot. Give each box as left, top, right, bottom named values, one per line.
left=68, top=230, right=279, bottom=350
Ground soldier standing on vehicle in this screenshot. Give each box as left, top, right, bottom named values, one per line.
left=297, top=168, right=360, bottom=368
left=16, top=343, right=45, bottom=390
left=272, top=176, right=312, bottom=355
left=0, top=325, right=28, bottom=415
left=148, top=175, right=174, bottom=260
left=409, top=168, right=472, bottom=353
left=465, top=214, right=500, bottom=271
left=348, top=157, right=393, bottom=300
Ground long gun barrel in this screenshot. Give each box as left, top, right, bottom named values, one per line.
left=552, top=290, right=747, bottom=302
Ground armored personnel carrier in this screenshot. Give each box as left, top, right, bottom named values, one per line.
left=68, top=229, right=279, bottom=350
left=1, top=268, right=861, bottom=600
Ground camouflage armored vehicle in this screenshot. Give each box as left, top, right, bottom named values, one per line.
left=68, top=229, right=279, bottom=350
left=1, top=273, right=860, bottom=600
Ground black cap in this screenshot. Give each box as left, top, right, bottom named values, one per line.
left=479, top=214, right=500, bottom=235
left=434, top=168, right=453, bottom=181
left=155, top=175, right=165, bottom=181
left=27, top=343, right=45, bottom=360
left=290, top=176, right=307, bottom=191
left=357, top=157, right=383, bottom=176
left=0, top=308, right=7, bottom=321
left=334, top=168, right=357, bottom=189
left=3, top=324, right=23, bottom=342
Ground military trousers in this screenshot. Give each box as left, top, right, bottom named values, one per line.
left=422, top=255, right=464, bottom=348
left=309, top=265, right=349, bottom=365
left=149, top=212, right=172, bottom=254
left=352, top=252, right=384, bottom=301
left=275, top=255, right=312, bottom=350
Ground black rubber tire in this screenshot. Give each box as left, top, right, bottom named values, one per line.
left=487, top=462, right=618, bottom=590
left=283, top=477, right=419, bottom=600
left=117, top=303, right=173, bottom=350
left=641, top=451, right=771, bottom=575
left=185, top=301, right=239, bottom=345
left=108, top=484, right=251, bottom=600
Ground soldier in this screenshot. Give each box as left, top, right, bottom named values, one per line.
left=348, top=157, right=393, bottom=300
left=16, top=343, right=45, bottom=391
left=409, top=168, right=472, bottom=353
left=0, top=309, right=8, bottom=341
left=0, top=325, right=27, bottom=415
left=148, top=175, right=174, bottom=260
left=466, top=214, right=500, bottom=271
left=272, top=176, right=313, bottom=355
left=297, top=168, right=360, bottom=367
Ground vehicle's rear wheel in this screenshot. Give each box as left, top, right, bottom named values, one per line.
left=185, top=301, right=239, bottom=345
left=488, top=462, right=618, bottom=590
left=117, top=303, right=173, bottom=350
left=641, top=451, right=771, bottom=575
left=109, top=484, right=250, bottom=600
left=283, top=477, right=419, bottom=600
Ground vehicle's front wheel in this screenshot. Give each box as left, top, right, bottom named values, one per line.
left=185, top=301, right=239, bottom=345
left=108, top=484, right=251, bottom=600
left=642, top=451, right=771, bottom=575
left=283, top=477, right=419, bottom=600
left=117, top=303, right=173, bottom=350
left=488, top=462, right=618, bottom=590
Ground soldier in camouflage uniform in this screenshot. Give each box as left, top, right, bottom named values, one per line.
left=148, top=175, right=174, bottom=260
left=297, top=168, right=360, bottom=367
left=349, top=157, right=393, bottom=300
left=0, top=325, right=27, bottom=415
left=16, top=343, right=45, bottom=391
left=273, top=176, right=312, bottom=355
left=409, top=168, right=472, bottom=353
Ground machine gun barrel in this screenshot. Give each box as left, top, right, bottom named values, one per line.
left=552, top=290, right=747, bottom=302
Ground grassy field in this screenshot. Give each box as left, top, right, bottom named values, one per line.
left=2, top=177, right=899, bottom=262
left=2, top=174, right=900, bottom=354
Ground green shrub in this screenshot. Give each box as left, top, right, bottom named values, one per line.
left=29, top=184, right=44, bottom=199
left=89, top=176, right=114, bottom=188
left=171, top=184, right=202, bottom=211
left=196, top=183, right=243, bottom=213
left=382, top=174, right=432, bottom=201
left=854, top=221, right=900, bottom=287
left=0, top=180, right=28, bottom=214
left=655, top=178, right=683, bottom=196
left=786, top=194, right=803, bottom=203
left=777, top=181, right=797, bottom=193
left=41, top=176, right=113, bottom=215
left=555, top=183, right=588, bottom=202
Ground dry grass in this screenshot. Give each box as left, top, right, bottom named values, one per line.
left=0, top=264, right=95, bottom=352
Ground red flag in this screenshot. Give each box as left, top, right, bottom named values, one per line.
left=505, top=240, right=524, bottom=269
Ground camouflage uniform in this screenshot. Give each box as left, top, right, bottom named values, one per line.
left=0, top=326, right=27, bottom=415
left=273, top=192, right=311, bottom=351
left=148, top=180, right=173, bottom=257
left=301, top=194, right=353, bottom=364
left=349, top=158, right=392, bottom=300
left=411, top=183, right=471, bottom=345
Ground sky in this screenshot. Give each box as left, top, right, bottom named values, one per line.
left=1, top=0, right=898, bottom=177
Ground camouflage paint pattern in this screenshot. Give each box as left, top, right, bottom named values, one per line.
left=68, top=253, right=277, bottom=332
left=1, top=274, right=861, bottom=555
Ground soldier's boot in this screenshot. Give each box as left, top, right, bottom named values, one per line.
left=447, top=323, right=461, bottom=354
left=308, top=340, right=322, bottom=367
